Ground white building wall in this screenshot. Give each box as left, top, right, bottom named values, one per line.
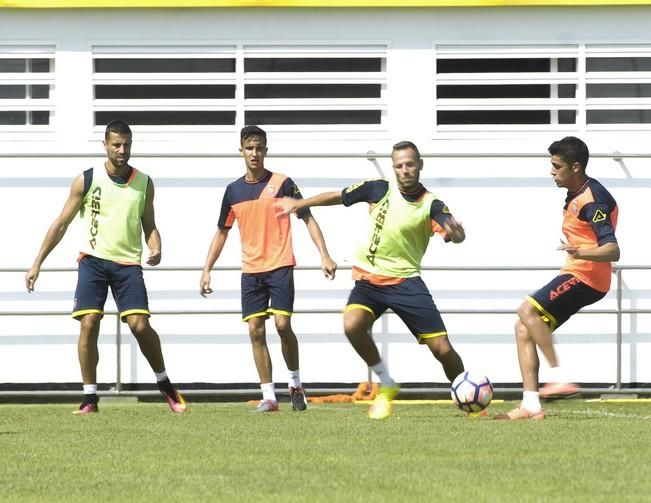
left=0, top=6, right=650, bottom=387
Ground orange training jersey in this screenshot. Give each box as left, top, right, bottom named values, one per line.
left=218, top=170, right=311, bottom=273
left=559, top=177, right=618, bottom=293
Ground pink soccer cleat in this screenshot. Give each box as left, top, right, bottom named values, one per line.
left=162, top=389, right=188, bottom=413
left=539, top=382, right=580, bottom=399
left=73, top=401, right=98, bottom=415
left=494, top=405, right=545, bottom=420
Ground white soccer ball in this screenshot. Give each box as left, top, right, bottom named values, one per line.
left=450, top=371, right=493, bottom=413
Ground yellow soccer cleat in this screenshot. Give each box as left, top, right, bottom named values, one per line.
left=368, top=384, right=400, bottom=419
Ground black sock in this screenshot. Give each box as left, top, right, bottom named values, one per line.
left=157, top=378, right=175, bottom=396
left=81, top=394, right=98, bottom=406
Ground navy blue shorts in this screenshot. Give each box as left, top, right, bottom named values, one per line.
left=72, top=255, right=150, bottom=322
left=345, top=276, right=447, bottom=343
left=241, top=266, right=295, bottom=322
left=527, top=273, right=606, bottom=331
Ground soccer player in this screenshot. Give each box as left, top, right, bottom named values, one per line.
left=495, top=136, right=619, bottom=420
left=25, top=120, right=186, bottom=415
left=275, top=140, right=466, bottom=419
left=199, top=125, right=337, bottom=413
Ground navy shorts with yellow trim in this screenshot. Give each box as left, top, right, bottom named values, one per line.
left=345, top=276, right=447, bottom=343
left=241, top=266, right=294, bottom=322
left=527, top=273, right=606, bottom=331
left=72, top=255, right=150, bottom=322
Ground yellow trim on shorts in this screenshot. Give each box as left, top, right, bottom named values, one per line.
left=243, top=311, right=270, bottom=322
left=525, top=295, right=558, bottom=331
left=72, top=308, right=103, bottom=319
left=3, top=1, right=647, bottom=9
left=417, top=331, right=448, bottom=344
left=343, top=303, right=376, bottom=318
left=266, top=308, right=292, bottom=317
left=120, top=309, right=151, bottom=320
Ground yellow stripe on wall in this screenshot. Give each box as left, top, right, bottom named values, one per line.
left=2, top=0, right=651, bottom=8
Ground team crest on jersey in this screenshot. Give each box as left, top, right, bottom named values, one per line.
left=267, top=183, right=275, bottom=194
left=571, top=201, right=578, bottom=215
left=592, top=209, right=607, bottom=222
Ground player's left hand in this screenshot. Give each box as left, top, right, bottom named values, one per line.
left=557, top=240, right=580, bottom=258
left=444, top=217, right=465, bottom=243
left=321, top=256, right=337, bottom=280
left=25, top=266, right=40, bottom=292
left=147, top=249, right=161, bottom=266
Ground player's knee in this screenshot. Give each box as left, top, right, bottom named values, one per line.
left=79, top=313, right=101, bottom=335
left=426, top=336, right=451, bottom=357
left=516, top=301, right=536, bottom=324
left=126, top=315, right=150, bottom=336
left=343, top=310, right=371, bottom=338
left=514, top=319, right=530, bottom=342
left=248, top=324, right=266, bottom=345
left=274, top=315, right=291, bottom=334
left=343, top=318, right=361, bottom=339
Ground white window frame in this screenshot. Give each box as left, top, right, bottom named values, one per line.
left=0, top=44, right=55, bottom=133
left=433, top=44, right=581, bottom=135
left=242, top=43, right=388, bottom=133
left=585, top=44, right=651, bottom=131
left=91, top=44, right=238, bottom=134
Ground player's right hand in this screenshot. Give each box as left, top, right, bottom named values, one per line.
left=272, top=197, right=299, bottom=217
left=25, top=267, right=39, bottom=292
left=322, top=256, right=337, bottom=280
left=199, top=271, right=213, bottom=298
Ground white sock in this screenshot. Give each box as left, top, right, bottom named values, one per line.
left=371, top=361, right=396, bottom=388
left=288, top=369, right=301, bottom=389
left=522, top=391, right=542, bottom=412
left=83, top=384, right=97, bottom=395
left=547, top=366, right=565, bottom=383
left=154, top=370, right=168, bottom=382
left=261, top=382, right=276, bottom=402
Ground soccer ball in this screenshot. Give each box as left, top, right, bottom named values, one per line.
left=450, top=371, right=493, bottom=413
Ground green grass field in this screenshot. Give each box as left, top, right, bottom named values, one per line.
left=1, top=398, right=650, bottom=502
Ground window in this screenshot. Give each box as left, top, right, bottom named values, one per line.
left=92, top=46, right=237, bottom=128
left=243, top=46, right=386, bottom=130
left=0, top=48, right=54, bottom=128
left=586, top=47, right=651, bottom=128
left=434, top=46, right=579, bottom=131
left=92, top=44, right=386, bottom=132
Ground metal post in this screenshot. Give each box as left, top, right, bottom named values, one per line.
left=616, top=268, right=623, bottom=390
left=116, top=313, right=122, bottom=394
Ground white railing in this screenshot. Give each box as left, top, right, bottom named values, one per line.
left=1, top=264, right=650, bottom=396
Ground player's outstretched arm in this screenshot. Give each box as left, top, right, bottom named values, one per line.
left=25, top=175, right=85, bottom=292
left=302, top=214, right=337, bottom=280
left=274, top=190, right=343, bottom=216
left=142, top=178, right=162, bottom=266
left=200, top=228, right=230, bottom=297
left=558, top=240, right=620, bottom=262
